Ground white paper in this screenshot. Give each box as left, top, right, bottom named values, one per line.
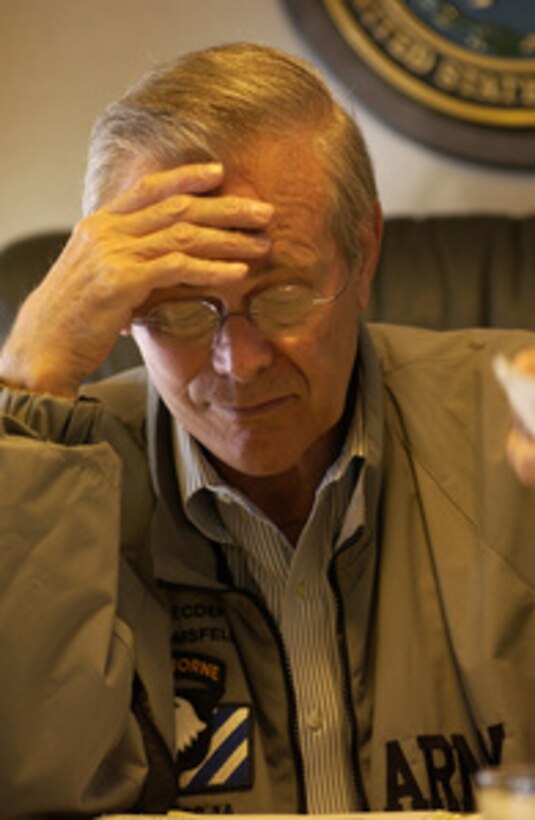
left=493, top=354, right=535, bottom=439
left=98, top=812, right=481, bottom=819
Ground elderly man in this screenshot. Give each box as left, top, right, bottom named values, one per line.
left=0, top=43, right=533, bottom=817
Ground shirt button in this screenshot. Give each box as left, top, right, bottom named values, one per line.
left=294, top=579, right=306, bottom=600
left=218, top=491, right=233, bottom=505
left=306, top=709, right=324, bottom=732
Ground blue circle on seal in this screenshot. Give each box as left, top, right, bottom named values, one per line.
left=405, top=0, right=535, bottom=58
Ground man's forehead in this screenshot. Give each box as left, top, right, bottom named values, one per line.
left=224, top=134, right=328, bottom=206
left=224, top=139, right=332, bottom=257
left=113, top=136, right=337, bottom=269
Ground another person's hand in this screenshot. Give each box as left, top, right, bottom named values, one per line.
left=504, top=348, right=535, bottom=486
left=0, top=163, right=273, bottom=396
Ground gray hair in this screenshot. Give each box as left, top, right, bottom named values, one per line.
left=83, top=43, right=377, bottom=268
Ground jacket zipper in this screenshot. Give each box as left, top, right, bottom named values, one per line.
left=328, top=526, right=370, bottom=812
left=223, top=587, right=308, bottom=812
left=207, top=547, right=308, bottom=811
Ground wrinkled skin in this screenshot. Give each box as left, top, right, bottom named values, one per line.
left=0, top=160, right=275, bottom=396
left=0, top=134, right=381, bottom=534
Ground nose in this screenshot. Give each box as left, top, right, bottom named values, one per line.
left=211, top=315, right=274, bottom=382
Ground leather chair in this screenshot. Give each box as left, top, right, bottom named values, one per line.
left=1, top=215, right=533, bottom=381
left=368, top=215, right=535, bottom=330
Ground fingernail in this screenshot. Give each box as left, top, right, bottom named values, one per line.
left=203, top=162, right=224, bottom=176
left=228, top=262, right=249, bottom=274
left=251, top=202, right=274, bottom=219
left=253, top=235, right=272, bottom=250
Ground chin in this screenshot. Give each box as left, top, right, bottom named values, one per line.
left=210, top=441, right=307, bottom=479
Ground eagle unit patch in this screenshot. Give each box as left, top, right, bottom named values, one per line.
left=173, top=650, right=253, bottom=793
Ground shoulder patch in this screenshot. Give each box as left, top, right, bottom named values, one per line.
left=177, top=702, right=253, bottom=793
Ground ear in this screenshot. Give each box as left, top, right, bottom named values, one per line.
left=355, top=200, right=383, bottom=311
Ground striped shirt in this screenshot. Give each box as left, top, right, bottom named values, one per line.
left=172, top=407, right=365, bottom=813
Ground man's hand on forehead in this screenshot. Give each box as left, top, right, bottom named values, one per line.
left=104, top=166, right=274, bottom=272
left=109, top=162, right=273, bottom=225
left=91, top=162, right=274, bottom=290
left=0, top=162, right=274, bottom=397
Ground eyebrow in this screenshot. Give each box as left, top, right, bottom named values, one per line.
left=268, top=243, right=322, bottom=270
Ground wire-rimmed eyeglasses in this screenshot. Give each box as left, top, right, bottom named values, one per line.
left=131, top=276, right=349, bottom=346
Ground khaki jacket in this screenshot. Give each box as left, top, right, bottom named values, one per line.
left=0, top=323, right=533, bottom=817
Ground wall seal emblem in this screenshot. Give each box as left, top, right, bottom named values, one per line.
left=284, top=0, right=535, bottom=167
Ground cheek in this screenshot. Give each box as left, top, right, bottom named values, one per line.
left=132, top=329, right=208, bottom=406
left=282, top=313, right=358, bottom=416
left=317, top=300, right=359, bottom=364
left=319, top=318, right=358, bottom=422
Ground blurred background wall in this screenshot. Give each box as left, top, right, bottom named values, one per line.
left=1, top=0, right=534, bottom=247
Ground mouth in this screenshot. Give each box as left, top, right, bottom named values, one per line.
left=215, top=396, right=296, bottom=417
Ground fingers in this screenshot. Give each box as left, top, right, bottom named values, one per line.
left=105, top=161, right=274, bottom=230
left=496, top=348, right=535, bottom=485
left=132, top=252, right=250, bottom=298
left=513, top=348, right=535, bottom=378
left=97, top=160, right=274, bottom=263
left=508, top=351, right=535, bottom=485
left=106, top=162, right=227, bottom=214
left=119, top=193, right=274, bottom=237
left=129, top=221, right=272, bottom=261
left=506, top=422, right=535, bottom=486
left=64, top=222, right=251, bottom=311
